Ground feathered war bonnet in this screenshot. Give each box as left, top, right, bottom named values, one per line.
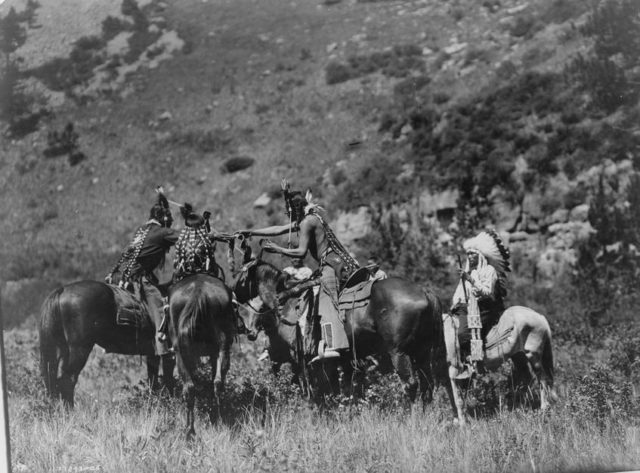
left=463, top=229, right=511, bottom=275
left=179, top=202, right=205, bottom=228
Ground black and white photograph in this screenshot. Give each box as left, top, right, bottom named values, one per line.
left=1, top=0, right=639, bottom=471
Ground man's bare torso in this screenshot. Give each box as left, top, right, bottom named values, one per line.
left=300, top=214, right=328, bottom=262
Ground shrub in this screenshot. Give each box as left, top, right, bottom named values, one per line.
left=124, top=30, right=160, bottom=64
left=567, top=0, right=640, bottom=112
left=102, top=15, right=130, bottom=41
left=31, top=36, right=106, bottom=92
left=325, top=61, right=353, bottom=85
left=609, top=327, right=640, bottom=383
left=326, top=45, right=425, bottom=85
left=222, top=155, right=255, bottom=173
left=568, top=366, right=637, bottom=427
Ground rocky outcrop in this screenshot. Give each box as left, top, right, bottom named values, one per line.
left=333, top=206, right=372, bottom=246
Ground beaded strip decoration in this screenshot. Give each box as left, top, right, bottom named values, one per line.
left=174, top=226, right=216, bottom=281
left=307, top=208, right=360, bottom=274
left=106, top=223, right=153, bottom=286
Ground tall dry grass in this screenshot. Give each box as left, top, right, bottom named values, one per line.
left=6, top=326, right=640, bottom=473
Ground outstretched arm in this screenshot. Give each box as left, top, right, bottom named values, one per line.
left=209, top=231, right=235, bottom=243
left=240, top=222, right=298, bottom=238
left=262, top=219, right=311, bottom=258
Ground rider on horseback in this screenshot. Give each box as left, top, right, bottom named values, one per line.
left=105, top=188, right=179, bottom=356
left=452, top=229, right=510, bottom=378
left=238, top=180, right=360, bottom=363
left=169, top=202, right=248, bottom=337
left=173, top=203, right=221, bottom=282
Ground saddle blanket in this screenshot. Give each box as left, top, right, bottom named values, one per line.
left=109, top=285, right=153, bottom=332
left=338, top=279, right=374, bottom=311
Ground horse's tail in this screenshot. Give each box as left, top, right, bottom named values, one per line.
left=424, top=290, right=444, bottom=348
left=38, top=287, right=64, bottom=397
left=424, top=289, right=448, bottom=380
left=176, top=291, right=210, bottom=352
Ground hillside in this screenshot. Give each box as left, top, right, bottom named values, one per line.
left=0, top=0, right=639, bottom=329
left=3, top=1, right=640, bottom=471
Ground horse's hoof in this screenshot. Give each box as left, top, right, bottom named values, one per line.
left=186, top=429, right=196, bottom=441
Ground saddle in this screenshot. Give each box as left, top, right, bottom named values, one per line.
left=109, top=284, right=154, bottom=332
left=338, top=278, right=374, bottom=312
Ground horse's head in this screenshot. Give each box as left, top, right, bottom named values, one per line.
left=234, top=258, right=292, bottom=341
left=233, top=258, right=260, bottom=304
left=244, top=300, right=280, bottom=341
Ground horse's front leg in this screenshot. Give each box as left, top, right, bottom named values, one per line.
left=389, top=351, right=418, bottom=403
left=448, top=365, right=467, bottom=425
left=161, top=354, right=176, bottom=395
left=146, top=355, right=160, bottom=391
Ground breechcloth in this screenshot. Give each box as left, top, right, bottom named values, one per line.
left=318, top=265, right=349, bottom=351
left=138, top=276, right=171, bottom=356
left=454, top=299, right=503, bottom=351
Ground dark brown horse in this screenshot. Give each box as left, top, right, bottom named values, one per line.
left=235, top=259, right=447, bottom=405
left=38, top=280, right=175, bottom=407
left=167, top=273, right=236, bottom=439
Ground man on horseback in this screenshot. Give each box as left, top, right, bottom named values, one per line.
left=105, top=188, right=179, bottom=355
left=170, top=202, right=248, bottom=336
left=173, top=203, right=221, bottom=282
left=239, top=180, right=360, bottom=362
left=451, top=229, right=510, bottom=378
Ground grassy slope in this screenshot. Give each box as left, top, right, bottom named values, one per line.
left=3, top=2, right=640, bottom=470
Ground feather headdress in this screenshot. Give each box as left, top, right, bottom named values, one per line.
left=155, top=186, right=170, bottom=210
left=463, top=229, right=511, bottom=274
left=304, top=190, right=324, bottom=215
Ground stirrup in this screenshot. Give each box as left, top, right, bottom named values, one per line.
left=310, top=341, right=340, bottom=364
left=453, top=364, right=474, bottom=380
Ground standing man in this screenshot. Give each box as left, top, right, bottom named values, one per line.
left=106, top=188, right=179, bottom=355
left=239, top=180, right=360, bottom=362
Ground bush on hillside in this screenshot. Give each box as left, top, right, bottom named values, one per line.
left=359, top=203, right=452, bottom=292
left=609, top=326, right=640, bottom=383
left=573, top=172, right=640, bottom=327
left=568, top=0, right=640, bottom=112
left=325, top=45, right=425, bottom=85
left=102, top=15, right=131, bottom=41
left=222, top=155, right=255, bottom=173
left=568, top=366, right=637, bottom=427
left=31, top=35, right=106, bottom=92
left=0, top=2, right=43, bottom=134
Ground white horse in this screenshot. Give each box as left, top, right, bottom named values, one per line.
left=442, top=306, right=556, bottom=424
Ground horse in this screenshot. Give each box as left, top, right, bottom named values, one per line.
left=167, top=273, right=236, bottom=439
left=235, top=258, right=447, bottom=406
left=38, top=280, right=175, bottom=407
left=442, top=305, right=556, bottom=424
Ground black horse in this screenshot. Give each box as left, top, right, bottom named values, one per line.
left=38, top=280, right=175, bottom=407
left=235, top=259, right=448, bottom=405
left=167, top=273, right=236, bottom=439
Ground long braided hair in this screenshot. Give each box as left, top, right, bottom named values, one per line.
left=173, top=204, right=217, bottom=281
left=106, top=189, right=172, bottom=286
